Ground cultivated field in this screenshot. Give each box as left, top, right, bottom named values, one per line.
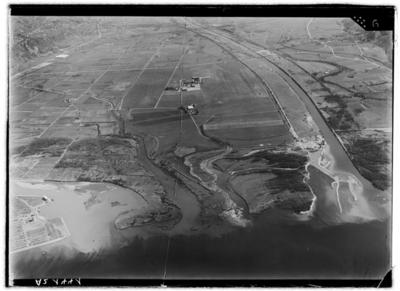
left=9, top=16, right=392, bottom=274
left=204, top=17, right=392, bottom=191
left=10, top=17, right=295, bottom=241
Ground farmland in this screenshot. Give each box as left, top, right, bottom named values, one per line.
left=10, top=16, right=314, bottom=239
left=232, top=18, right=392, bottom=191
left=9, top=15, right=392, bottom=280
left=194, top=17, right=391, bottom=192
left=10, top=15, right=392, bottom=232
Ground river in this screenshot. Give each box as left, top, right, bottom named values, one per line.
left=10, top=158, right=390, bottom=280
left=183, top=20, right=391, bottom=222
left=10, top=21, right=391, bottom=283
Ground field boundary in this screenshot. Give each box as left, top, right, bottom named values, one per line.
left=204, top=119, right=283, bottom=130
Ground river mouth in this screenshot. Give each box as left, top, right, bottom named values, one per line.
left=304, top=144, right=390, bottom=224
left=188, top=19, right=390, bottom=222
left=11, top=198, right=391, bottom=280
left=9, top=169, right=391, bottom=280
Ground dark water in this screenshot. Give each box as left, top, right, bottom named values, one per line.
left=12, top=207, right=390, bottom=280
left=11, top=157, right=390, bottom=281
left=11, top=72, right=391, bottom=280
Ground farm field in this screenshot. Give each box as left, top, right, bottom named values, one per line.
left=202, top=17, right=392, bottom=191
left=11, top=16, right=293, bottom=245
left=8, top=15, right=392, bottom=282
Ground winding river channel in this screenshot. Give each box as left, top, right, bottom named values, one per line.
left=11, top=179, right=390, bottom=280
left=10, top=20, right=391, bottom=283
left=183, top=18, right=390, bottom=222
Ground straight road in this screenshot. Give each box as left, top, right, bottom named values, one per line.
left=181, top=18, right=379, bottom=196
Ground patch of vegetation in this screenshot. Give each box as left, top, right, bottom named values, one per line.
left=252, top=151, right=308, bottom=169
left=324, top=94, right=359, bottom=131
left=228, top=150, right=311, bottom=198
left=327, top=108, right=356, bottom=130
left=273, top=191, right=313, bottom=214
left=55, top=137, right=138, bottom=176
left=347, top=137, right=391, bottom=190
left=349, top=138, right=391, bottom=190
left=324, top=94, right=347, bottom=107
left=19, top=137, right=72, bottom=157
left=267, top=170, right=309, bottom=194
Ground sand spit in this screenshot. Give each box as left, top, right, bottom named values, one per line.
left=298, top=161, right=317, bottom=219
left=306, top=143, right=378, bottom=223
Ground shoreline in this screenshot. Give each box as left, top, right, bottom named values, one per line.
left=183, top=146, right=250, bottom=227
left=10, top=180, right=151, bottom=254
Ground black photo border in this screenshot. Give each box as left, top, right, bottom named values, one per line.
left=6, top=4, right=395, bottom=288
